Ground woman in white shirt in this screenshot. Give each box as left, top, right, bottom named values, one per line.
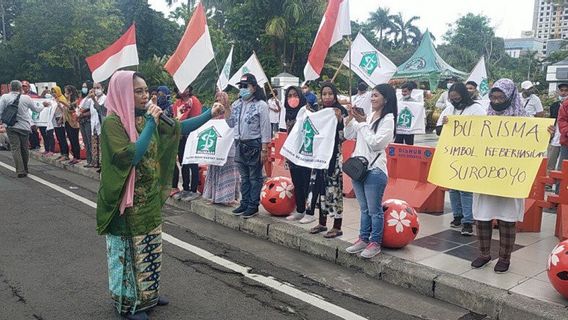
left=344, top=84, right=397, bottom=259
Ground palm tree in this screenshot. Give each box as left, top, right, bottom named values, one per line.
left=389, top=13, right=421, bottom=48
left=368, top=7, right=395, bottom=48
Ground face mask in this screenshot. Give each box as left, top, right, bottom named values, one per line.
left=82, top=88, right=88, bottom=95
left=560, top=96, right=568, bottom=102
left=44, top=94, right=53, bottom=99
left=134, top=108, right=146, bottom=117
left=522, top=91, right=530, bottom=98
left=287, top=97, right=300, bottom=108
left=447, top=83, right=453, bottom=90
left=451, top=100, right=465, bottom=110
left=240, top=88, right=252, bottom=100
left=490, top=100, right=511, bottom=112
left=94, top=89, right=103, bottom=96
left=157, top=96, right=167, bottom=106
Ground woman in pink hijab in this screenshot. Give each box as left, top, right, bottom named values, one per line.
left=96, top=71, right=222, bottom=320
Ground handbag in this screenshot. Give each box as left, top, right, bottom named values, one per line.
left=343, top=152, right=381, bottom=182
left=1, top=94, right=21, bottom=127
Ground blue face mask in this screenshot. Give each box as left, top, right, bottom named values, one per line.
left=82, top=88, right=88, bottom=95
left=240, top=88, right=252, bottom=100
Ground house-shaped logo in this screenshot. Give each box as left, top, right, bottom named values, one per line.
left=196, top=126, right=221, bottom=155
left=359, top=51, right=380, bottom=75
left=397, top=107, right=414, bottom=129
left=299, top=116, right=319, bottom=156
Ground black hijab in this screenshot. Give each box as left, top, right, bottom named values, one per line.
left=320, top=81, right=348, bottom=116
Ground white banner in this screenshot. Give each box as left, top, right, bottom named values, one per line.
left=228, top=53, right=268, bottom=89
left=182, top=119, right=235, bottom=166
left=30, top=98, right=56, bottom=128
left=342, top=32, right=397, bottom=87
left=216, top=45, right=233, bottom=91
left=396, top=101, right=426, bottom=134
left=280, top=108, right=338, bottom=169
left=467, top=56, right=490, bottom=100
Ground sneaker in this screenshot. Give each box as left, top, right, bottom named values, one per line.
left=174, top=190, right=190, bottom=200
left=494, top=259, right=510, bottom=273
left=346, top=239, right=368, bottom=254
left=461, top=223, right=474, bottom=236
left=242, top=208, right=259, bottom=219
left=181, top=191, right=199, bottom=201
left=471, top=256, right=492, bottom=268
left=360, top=242, right=381, bottom=259
left=450, top=217, right=462, bottom=228
left=299, top=215, right=317, bottom=224
left=125, top=311, right=149, bottom=320
left=157, top=296, right=169, bottom=306
left=232, top=205, right=247, bottom=216
left=286, top=212, right=305, bottom=221
left=169, top=188, right=180, bottom=198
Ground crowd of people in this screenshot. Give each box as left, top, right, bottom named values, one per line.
left=0, top=72, right=565, bottom=320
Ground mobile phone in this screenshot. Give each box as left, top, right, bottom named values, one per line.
left=353, top=107, right=365, bottom=116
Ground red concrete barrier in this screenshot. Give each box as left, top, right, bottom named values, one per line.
left=342, top=140, right=356, bottom=197
left=548, top=160, right=568, bottom=240
left=383, top=143, right=444, bottom=213
left=517, top=159, right=552, bottom=232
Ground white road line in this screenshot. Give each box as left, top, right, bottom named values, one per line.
left=0, top=160, right=368, bottom=320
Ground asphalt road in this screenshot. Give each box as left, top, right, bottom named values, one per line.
left=0, top=150, right=482, bottom=320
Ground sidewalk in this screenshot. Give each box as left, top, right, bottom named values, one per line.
left=26, top=137, right=567, bottom=320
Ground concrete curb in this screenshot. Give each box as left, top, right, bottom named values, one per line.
left=29, top=151, right=568, bottom=320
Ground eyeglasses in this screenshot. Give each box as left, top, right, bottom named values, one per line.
left=238, top=84, right=248, bottom=89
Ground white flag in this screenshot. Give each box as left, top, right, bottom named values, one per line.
left=217, top=46, right=233, bottom=91
left=182, top=119, right=235, bottom=166
left=467, top=56, right=490, bottom=99
left=228, top=53, right=268, bottom=89
left=280, top=108, right=338, bottom=169
left=342, top=33, right=397, bottom=87
left=396, top=101, right=426, bottom=135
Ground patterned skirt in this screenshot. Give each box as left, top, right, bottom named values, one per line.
left=203, top=156, right=240, bottom=204
left=106, top=225, right=162, bottom=315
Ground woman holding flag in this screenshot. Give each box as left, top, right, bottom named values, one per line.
left=96, top=71, right=223, bottom=320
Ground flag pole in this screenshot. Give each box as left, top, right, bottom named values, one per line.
left=330, top=62, right=343, bottom=83
left=348, top=35, right=353, bottom=104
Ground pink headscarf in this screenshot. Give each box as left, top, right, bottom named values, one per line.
left=105, top=70, right=138, bottom=214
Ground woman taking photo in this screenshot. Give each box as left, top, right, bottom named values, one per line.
left=344, top=84, right=396, bottom=258
left=304, top=82, right=348, bottom=238
left=436, top=83, right=486, bottom=236
left=62, top=85, right=82, bottom=165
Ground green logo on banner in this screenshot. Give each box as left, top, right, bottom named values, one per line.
left=403, top=57, right=426, bottom=71
left=479, top=77, right=489, bottom=96
left=359, top=51, right=379, bottom=75
left=242, top=66, right=250, bottom=74
left=397, top=107, right=414, bottom=129
left=196, top=127, right=220, bottom=155
left=299, top=117, right=319, bottom=156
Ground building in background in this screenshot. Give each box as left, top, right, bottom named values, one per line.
left=504, top=37, right=545, bottom=58
left=532, top=0, right=568, bottom=55
left=546, top=57, right=568, bottom=94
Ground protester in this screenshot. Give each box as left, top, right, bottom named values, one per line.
left=471, top=78, right=526, bottom=273
left=283, top=86, right=315, bottom=222
left=226, top=73, right=271, bottom=219
left=304, top=82, right=348, bottom=238
left=79, top=82, right=94, bottom=167
left=465, top=81, right=480, bottom=100
left=22, top=80, right=41, bottom=150
left=52, top=86, right=70, bottom=161
left=268, top=89, right=281, bottom=137
left=302, top=82, right=318, bottom=108
left=92, top=82, right=108, bottom=124
left=62, top=85, right=82, bottom=165
left=171, top=85, right=202, bottom=201
left=96, top=71, right=222, bottom=320
left=547, top=83, right=568, bottom=180
left=351, top=81, right=372, bottom=115
left=520, top=80, right=544, bottom=117
left=83, top=82, right=106, bottom=169
left=39, top=93, right=56, bottom=156
left=400, top=82, right=417, bottom=102
left=344, top=84, right=397, bottom=258
left=156, top=85, right=173, bottom=117
left=203, top=91, right=240, bottom=205
left=435, top=77, right=457, bottom=110
left=436, top=83, right=487, bottom=236
left=0, top=80, right=44, bottom=177
left=40, top=86, right=50, bottom=98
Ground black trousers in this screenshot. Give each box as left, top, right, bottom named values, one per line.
left=394, top=134, right=414, bottom=145
left=172, top=136, right=199, bottom=192
left=29, top=125, right=40, bottom=149
left=54, top=127, right=68, bottom=156
left=65, top=123, right=81, bottom=159
left=39, top=127, right=55, bottom=152
left=289, top=162, right=312, bottom=213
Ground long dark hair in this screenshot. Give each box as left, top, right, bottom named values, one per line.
left=373, top=84, right=397, bottom=136
left=449, top=82, right=475, bottom=107
left=64, top=85, right=79, bottom=104
left=252, top=84, right=267, bottom=102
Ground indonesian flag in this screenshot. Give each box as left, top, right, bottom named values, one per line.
left=303, top=0, right=351, bottom=81
left=86, top=24, right=139, bottom=84
left=165, top=3, right=214, bottom=92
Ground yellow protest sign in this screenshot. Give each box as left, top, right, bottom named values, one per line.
left=428, top=116, right=554, bottom=198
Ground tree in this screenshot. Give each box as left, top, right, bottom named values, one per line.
left=389, top=13, right=421, bottom=48
left=368, top=7, right=395, bottom=48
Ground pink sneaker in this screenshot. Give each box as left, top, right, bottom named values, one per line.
left=346, top=239, right=368, bottom=254
left=360, top=242, right=381, bottom=259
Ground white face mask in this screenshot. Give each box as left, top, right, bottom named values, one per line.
left=447, top=83, right=453, bottom=90
left=95, top=89, right=103, bottom=96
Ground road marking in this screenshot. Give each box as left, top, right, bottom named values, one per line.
left=0, top=160, right=368, bottom=320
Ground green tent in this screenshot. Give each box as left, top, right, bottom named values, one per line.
left=393, top=31, right=467, bottom=89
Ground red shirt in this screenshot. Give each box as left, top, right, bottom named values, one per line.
left=559, top=100, right=568, bottom=147
left=173, top=96, right=202, bottom=121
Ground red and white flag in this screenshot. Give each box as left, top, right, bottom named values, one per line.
left=165, top=3, right=214, bottom=92
left=303, top=0, right=351, bottom=81
left=86, top=24, right=139, bottom=83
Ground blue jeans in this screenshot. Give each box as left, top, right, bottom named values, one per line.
left=352, top=168, right=388, bottom=244
left=556, top=146, right=568, bottom=194
left=237, top=161, right=264, bottom=210
left=449, top=190, right=473, bottom=224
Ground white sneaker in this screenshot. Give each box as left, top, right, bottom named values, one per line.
left=360, top=242, right=381, bottom=259
left=286, top=212, right=305, bottom=221
left=299, top=215, right=317, bottom=224
left=345, top=239, right=368, bottom=254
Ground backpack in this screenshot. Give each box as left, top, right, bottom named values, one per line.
left=1, top=94, right=21, bottom=127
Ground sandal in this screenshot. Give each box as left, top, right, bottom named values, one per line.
left=309, top=225, right=328, bottom=234
left=324, top=228, right=343, bottom=238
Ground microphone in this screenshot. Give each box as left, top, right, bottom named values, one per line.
left=145, top=101, right=175, bottom=127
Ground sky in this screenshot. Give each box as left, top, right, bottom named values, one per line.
left=148, top=0, right=535, bottom=41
